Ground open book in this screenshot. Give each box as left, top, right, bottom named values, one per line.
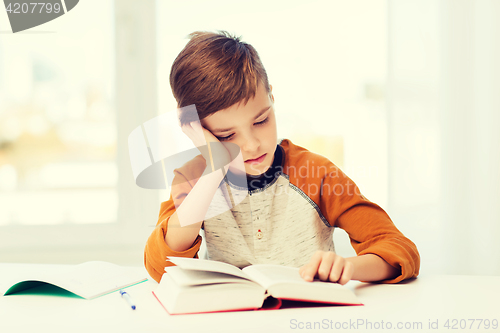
left=2, top=261, right=148, bottom=300
left=153, top=257, right=362, bottom=315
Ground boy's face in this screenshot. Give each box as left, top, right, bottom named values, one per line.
left=201, top=84, right=277, bottom=176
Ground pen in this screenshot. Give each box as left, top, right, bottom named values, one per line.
left=119, top=289, right=136, bottom=310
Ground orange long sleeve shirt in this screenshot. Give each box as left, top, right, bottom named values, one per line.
left=144, top=139, right=420, bottom=283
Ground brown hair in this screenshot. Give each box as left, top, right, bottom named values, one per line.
left=170, top=31, right=270, bottom=125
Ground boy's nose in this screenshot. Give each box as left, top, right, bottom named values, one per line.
left=241, top=134, right=260, bottom=153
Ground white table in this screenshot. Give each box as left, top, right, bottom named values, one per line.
left=0, top=263, right=499, bottom=333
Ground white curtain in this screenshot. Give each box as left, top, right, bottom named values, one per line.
left=388, top=0, right=500, bottom=275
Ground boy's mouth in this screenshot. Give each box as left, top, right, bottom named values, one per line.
left=245, top=153, right=267, bottom=165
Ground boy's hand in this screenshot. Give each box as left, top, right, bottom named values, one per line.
left=181, top=121, right=236, bottom=172
left=181, top=120, right=219, bottom=149
left=299, top=251, right=354, bottom=285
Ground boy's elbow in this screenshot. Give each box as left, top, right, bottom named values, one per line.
left=397, top=242, right=420, bottom=282
left=144, top=244, right=161, bottom=283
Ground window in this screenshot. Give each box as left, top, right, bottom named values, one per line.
left=0, top=1, right=158, bottom=265
left=0, top=2, right=117, bottom=226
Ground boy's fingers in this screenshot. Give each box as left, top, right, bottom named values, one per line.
left=180, top=123, right=191, bottom=134
left=328, top=255, right=346, bottom=283
left=338, top=261, right=354, bottom=285
left=190, top=121, right=202, bottom=132
left=317, top=252, right=336, bottom=281
left=300, top=251, right=324, bottom=282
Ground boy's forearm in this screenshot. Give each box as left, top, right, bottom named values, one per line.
left=165, top=167, right=226, bottom=252
left=164, top=212, right=203, bottom=252
left=346, top=254, right=400, bottom=282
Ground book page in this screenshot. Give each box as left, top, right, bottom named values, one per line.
left=53, top=262, right=147, bottom=299
left=242, top=265, right=307, bottom=289
left=165, top=266, right=258, bottom=287
left=167, top=257, right=251, bottom=280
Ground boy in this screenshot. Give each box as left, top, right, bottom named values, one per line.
left=144, top=31, right=420, bottom=285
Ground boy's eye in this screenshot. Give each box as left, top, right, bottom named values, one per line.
left=216, top=117, right=268, bottom=141
left=217, top=133, right=234, bottom=141
left=255, top=117, right=269, bottom=126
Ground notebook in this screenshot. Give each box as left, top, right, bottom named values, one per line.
left=2, top=261, right=148, bottom=299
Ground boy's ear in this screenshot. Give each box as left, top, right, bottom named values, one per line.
left=270, top=84, right=274, bottom=102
